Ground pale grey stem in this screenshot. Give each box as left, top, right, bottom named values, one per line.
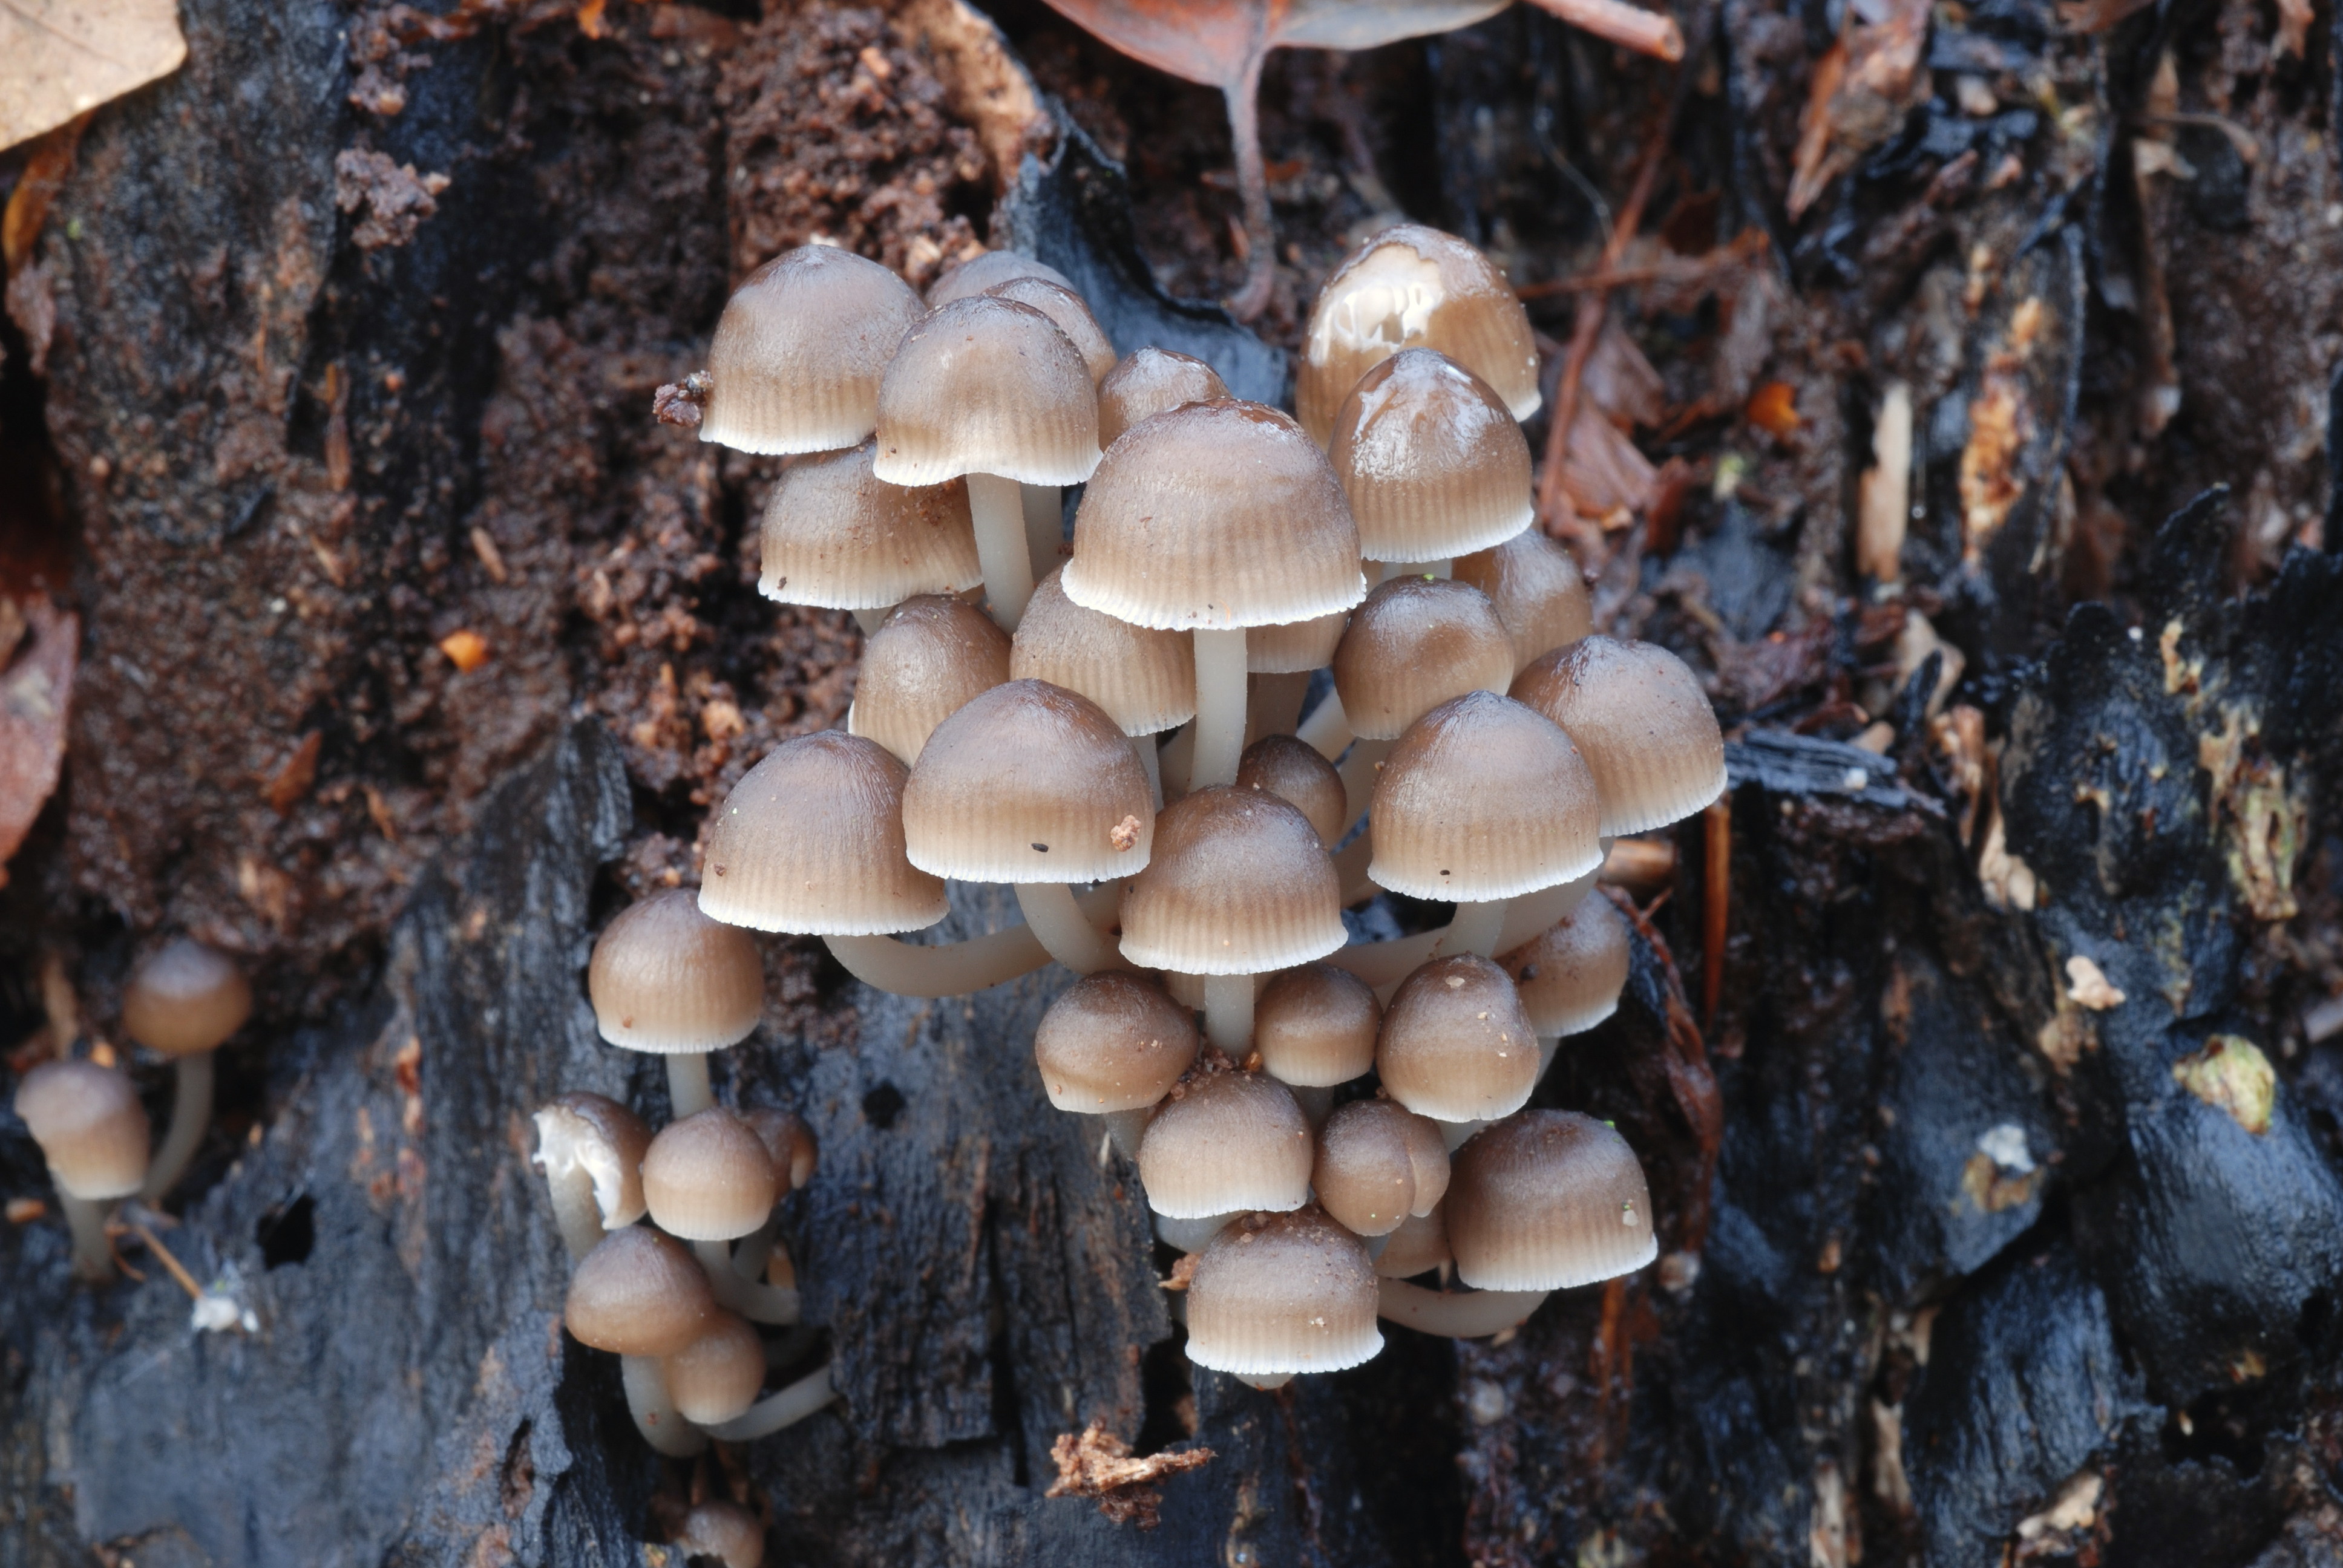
left=1285, top=1083, right=1334, bottom=1129
left=62, top=1193, right=115, bottom=1284
left=694, top=1237, right=801, bottom=1324
left=1203, top=972, right=1256, bottom=1056
left=966, top=471, right=1035, bottom=630
left=701, top=1362, right=839, bottom=1442
left=142, top=1051, right=215, bottom=1203
left=621, top=1354, right=709, bottom=1456
left=1445, top=900, right=1510, bottom=959
left=1437, top=1119, right=1489, bottom=1152
left=818, top=885, right=1119, bottom=998
left=1135, top=734, right=1164, bottom=809
left=1084, top=1108, right=1152, bottom=1161
left=1191, top=627, right=1250, bottom=789
left=666, top=1053, right=713, bottom=1119
left=1020, top=483, right=1063, bottom=578
left=1159, top=718, right=1197, bottom=800
left=849, top=606, right=886, bottom=637
left=1233, top=1371, right=1295, bottom=1390
left=1375, top=1278, right=1548, bottom=1338
left=1155, top=1210, right=1240, bottom=1253
left=1014, top=881, right=1122, bottom=975
left=543, top=1160, right=609, bottom=1261
left=1297, top=693, right=1353, bottom=760
left=732, top=1211, right=782, bottom=1281
left=1336, top=737, right=1393, bottom=827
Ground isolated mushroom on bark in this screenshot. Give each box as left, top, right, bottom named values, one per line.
left=1033, top=970, right=1201, bottom=1155
left=1184, top=1207, right=1383, bottom=1389
left=848, top=594, right=1012, bottom=766
left=532, top=1091, right=652, bottom=1261
left=700, top=245, right=925, bottom=456
left=564, top=1226, right=718, bottom=1457
left=1510, top=635, right=1727, bottom=836
left=120, top=936, right=251, bottom=1202
left=588, top=889, right=766, bottom=1119
left=13, top=1059, right=149, bottom=1282
left=756, top=441, right=980, bottom=635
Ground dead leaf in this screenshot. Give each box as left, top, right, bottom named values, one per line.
left=2275, top=0, right=2312, bottom=56
left=267, top=731, right=324, bottom=816
left=1746, top=381, right=1800, bottom=436
left=0, top=601, right=76, bottom=886
left=0, top=0, right=187, bottom=152
left=1581, top=319, right=1666, bottom=428
left=1558, top=403, right=1657, bottom=517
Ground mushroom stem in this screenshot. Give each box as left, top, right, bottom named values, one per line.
left=733, top=1212, right=781, bottom=1281
left=1202, top=972, right=1256, bottom=1055
left=1234, top=1371, right=1294, bottom=1390
left=1084, top=1108, right=1153, bottom=1161
left=1014, top=882, right=1122, bottom=975
left=693, top=1238, right=802, bottom=1325
left=1325, top=868, right=1599, bottom=993
left=1336, top=738, right=1393, bottom=826
left=850, top=606, right=886, bottom=638
left=819, top=884, right=1121, bottom=997
left=1021, top=483, right=1063, bottom=579
left=1221, top=65, right=1276, bottom=324
left=1437, top=1119, right=1489, bottom=1152
left=966, top=471, right=1036, bottom=631
left=701, top=1361, right=838, bottom=1442
left=1335, top=834, right=1378, bottom=906
left=1191, top=627, right=1250, bottom=789
left=1135, top=735, right=1164, bottom=809
left=1536, top=1036, right=1561, bottom=1085
left=620, top=1354, right=710, bottom=1456
left=1156, top=1210, right=1240, bottom=1253
left=1297, top=694, right=1352, bottom=760
left=61, top=1194, right=116, bottom=1284
left=1375, top=1278, right=1548, bottom=1338
left=1285, top=1083, right=1334, bottom=1129
left=544, top=1158, right=611, bottom=1261
left=1446, top=900, right=1509, bottom=959
left=667, top=1053, right=713, bottom=1120
left=1248, top=671, right=1311, bottom=742
left=142, top=1051, right=215, bottom=1203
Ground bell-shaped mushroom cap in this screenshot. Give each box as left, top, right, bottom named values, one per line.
left=1118, top=787, right=1346, bottom=976
left=1328, top=348, right=1533, bottom=563
left=1184, top=1209, right=1383, bottom=1377
left=699, top=733, right=949, bottom=935
left=1247, top=609, right=1348, bottom=675
left=1061, top=400, right=1365, bottom=632
left=13, top=1059, right=149, bottom=1200
left=1447, top=1110, right=1657, bottom=1290
left=1296, top=224, right=1541, bottom=445
left=641, top=1108, right=782, bottom=1241
left=1332, top=576, right=1515, bottom=742
left=926, top=247, right=1075, bottom=307
left=849, top=593, right=1013, bottom=765
left=1034, top=971, right=1201, bottom=1112
left=985, top=276, right=1116, bottom=384
left=1510, top=636, right=1727, bottom=836
left=121, top=937, right=252, bottom=1058
left=565, top=1225, right=716, bottom=1357
left=1098, top=346, right=1230, bottom=446
left=702, top=246, right=925, bottom=456
left=1499, top=895, right=1631, bottom=1037
left=1377, top=955, right=1539, bottom=1122
left=1368, top=691, right=1602, bottom=901
left=742, top=1106, right=819, bottom=1192
left=900, top=679, right=1155, bottom=883
left=758, top=441, right=981, bottom=610
left=663, top=1310, right=767, bottom=1425
left=1253, top=962, right=1380, bottom=1086
left=535, top=1091, right=653, bottom=1228
left=676, top=1500, right=766, bottom=1568
left=1375, top=1202, right=1452, bottom=1278
left=1136, top=1070, right=1314, bottom=1218
left=871, top=296, right=1101, bottom=488
left=588, top=889, right=766, bottom=1054
left=1313, top=1100, right=1450, bottom=1236
left=1236, top=736, right=1348, bottom=851
left=1011, top=569, right=1195, bottom=737
left=1452, top=529, right=1592, bottom=675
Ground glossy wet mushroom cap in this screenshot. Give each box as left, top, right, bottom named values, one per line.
left=1011, top=568, right=1195, bottom=737
left=1376, top=955, right=1539, bottom=1122
left=1450, top=529, right=1592, bottom=675
left=701, top=245, right=925, bottom=455
left=1252, top=962, right=1380, bottom=1087
left=698, top=732, right=949, bottom=935
left=900, top=679, right=1155, bottom=883
left=742, top=1106, right=819, bottom=1192
left=1446, top=1110, right=1657, bottom=1290
left=663, top=1310, right=767, bottom=1425
left=1184, top=1208, right=1383, bottom=1377
left=1097, top=346, right=1230, bottom=446
left=12, top=1059, right=149, bottom=1200
left=641, top=1108, right=782, bottom=1241
left=1368, top=691, right=1603, bottom=901
left=565, top=1225, right=717, bottom=1357
left=848, top=593, right=1012, bottom=765
left=1312, top=1100, right=1449, bottom=1236
left=1235, top=735, right=1348, bottom=851
left=925, top=247, right=1075, bottom=307
left=1499, top=896, right=1632, bottom=1037
left=1331, top=575, right=1515, bottom=741
left=1033, top=971, right=1201, bottom=1113
left=1136, top=1070, right=1314, bottom=1218
left=757, top=440, right=980, bottom=610
left=871, top=295, right=1101, bottom=488
left=1509, top=635, right=1727, bottom=836
left=1118, top=787, right=1346, bottom=976
left=984, top=275, right=1116, bottom=384
left=121, top=937, right=252, bottom=1058
left=588, top=889, right=766, bottom=1054
left=1328, top=348, right=1533, bottom=564
left=534, top=1091, right=653, bottom=1228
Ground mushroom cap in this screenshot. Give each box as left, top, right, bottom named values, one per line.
left=741, top=1106, right=820, bottom=1191
left=1376, top=955, right=1539, bottom=1122
left=1247, top=609, right=1349, bottom=674
left=758, top=440, right=981, bottom=610
left=900, top=679, right=1156, bottom=883
left=1033, top=971, right=1201, bottom=1112
left=12, top=1059, right=149, bottom=1200
left=534, top=1091, right=653, bottom=1229
left=1098, top=346, right=1229, bottom=446
left=926, top=247, right=1075, bottom=307
left=588, top=889, right=767, bottom=1054
left=1136, top=1071, right=1314, bottom=1218
left=699, top=732, right=949, bottom=935
left=663, top=1309, right=767, bottom=1425
left=1499, top=895, right=1632, bottom=1037
left=1313, top=1099, right=1450, bottom=1235
left=1253, top=962, right=1380, bottom=1087
left=1332, top=575, right=1515, bottom=741
left=565, top=1225, right=716, bottom=1357
left=1118, top=787, right=1346, bottom=976
left=849, top=593, right=1013, bottom=765
left=1235, top=735, right=1348, bottom=851
left=702, top=246, right=925, bottom=456
left=1451, top=529, right=1592, bottom=676
left=1510, top=635, right=1727, bottom=836
left=871, top=296, right=1101, bottom=487
left=1375, top=1203, right=1452, bottom=1279
left=1184, top=1209, right=1383, bottom=1377
left=1296, top=224, right=1541, bottom=445
left=1061, top=400, right=1365, bottom=632
left=121, top=937, right=252, bottom=1058
left=1447, top=1110, right=1657, bottom=1290
left=984, top=275, right=1116, bottom=384
left=1328, top=348, right=1533, bottom=563
left=1368, top=691, right=1603, bottom=901
left=1011, top=568, right=1196, bottom=737
left=641, top=1108, right=782, bottom=1241
left=675, top=1500, right=767, bottom=1568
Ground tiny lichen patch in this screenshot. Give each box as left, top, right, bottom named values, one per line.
left=2172, top=1034, right=2275, bottom=1134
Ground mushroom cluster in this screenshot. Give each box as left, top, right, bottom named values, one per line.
left=664, top=224, right=1726, bottom=1400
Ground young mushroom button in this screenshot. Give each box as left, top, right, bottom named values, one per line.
left=588, top=889, right=766, bottom=1119
left=1499, top=895, right=1634, bottom=1082
left=925, top=247, right=1075, bottom=307
left=700, top=244, right=925, bottom=456
left=848, top=595, right=1012, bottom=766
left=1317, top=575, right=1516, bottom=773
left=1233, top=736, right=1348, bottom=851
left=1375, top=955, right=1541, bottom=1128
left=13, top=1059, right=151, bottom=1282
left=1446, top=1110, right=1658, bottom=1292
left=1184, top=1209, right=1383, bottom=1388
left=1096, top=347, right=1230, bottom=448
left=120, top=936, right=251, bottom=1203
left=1509, top=635, right=1729, bottom=837
left=1011, top=568, right=1196, bottom=805
left=1250, top=961, right=1380, bottom=1128
left=1313, top=1099, right=1450, bottom=1237
left=1328, top=347, right=1535, bottom=570
left=1136, top=1069, right=1314, bottom=1220
left=756, top=441, right=980, bottom=633
left=565, top=1226, right=718, bottom=1457
left=1033, top=971, right=1201, bottom=1155
left=1451, top=529, right=1594, bottom=677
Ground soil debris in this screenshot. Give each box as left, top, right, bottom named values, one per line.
left=1046, top=1420, right=1216, bottom=1529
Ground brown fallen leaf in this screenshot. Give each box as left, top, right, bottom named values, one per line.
left=1046, top=1420, right=1214, bottom=1529
left=440, top=630, right=492, bottom=671
left=1746, top=380, right=1800, bottom=436
left=266, top=731, right=325, bottom=817
left=1557, top=403, right=1658, bottom=518
left=0, top=599, right=76, bottom=887
left=0, top=0, right=187, bottom=152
